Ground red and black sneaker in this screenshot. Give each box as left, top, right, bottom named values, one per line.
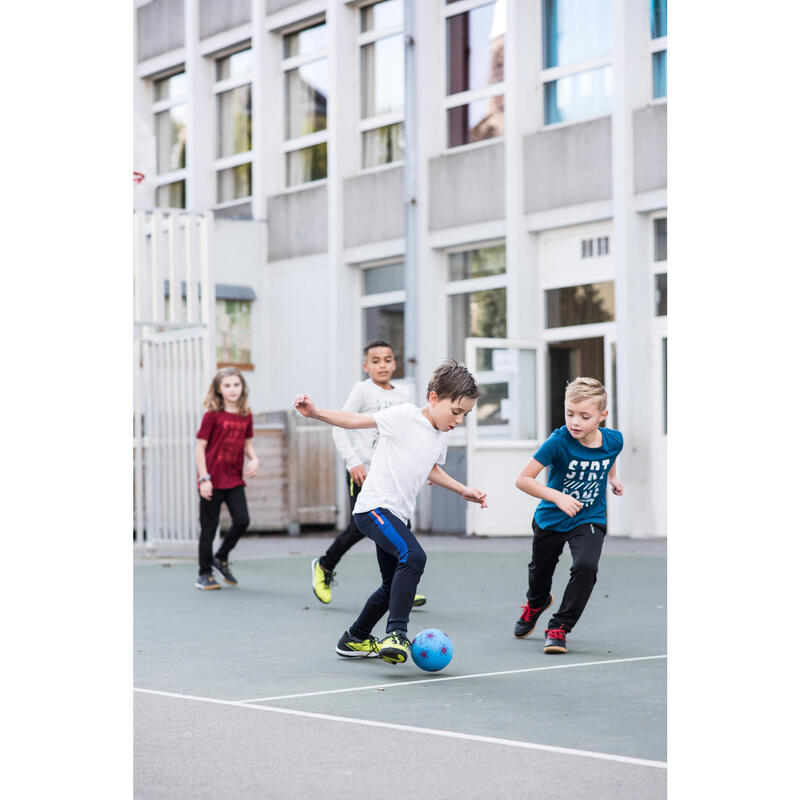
left=513, top=594, right=554, bottom=639
left=543, top=627, right=568, bottom=654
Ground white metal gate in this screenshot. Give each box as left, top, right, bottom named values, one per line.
left=133, top=209, right=214, bottom=550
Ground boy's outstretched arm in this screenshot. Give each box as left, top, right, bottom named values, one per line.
left=427, top=465, right=487, bottom=508
left=293, top=394, right=377, bottom=430
left=516, top=458, right=582, bottom=517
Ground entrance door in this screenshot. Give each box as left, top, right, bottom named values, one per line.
left=465, top=337, right=545, bottom=536
left=547, top=337, right=605, bottom=430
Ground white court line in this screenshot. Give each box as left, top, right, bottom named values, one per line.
left=133, top=686, right=666, bottom=770
left=237, top=653, right=667, bottom=703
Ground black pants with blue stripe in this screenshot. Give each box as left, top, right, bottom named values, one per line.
left=350, top=508, right=427, bottom=637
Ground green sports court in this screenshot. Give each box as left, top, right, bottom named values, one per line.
left=135, top=532, right=666, bottom=799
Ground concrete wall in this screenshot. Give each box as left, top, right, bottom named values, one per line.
left=428, top=143, right=506, bottom=231
left=199, top=0, right=251, bottom=40
left=342, top=167, right=404, bottom=249
left=137, top=0, right=184, bottom=62
left=524, top=116, right=613, bottom=212
left=263, top=255, right=330, bottom=411
left=267, top=0, right=307, bottom=14
left=633, top=104, right=667, bottom=193
left=267, top=185, right=328, bottom=261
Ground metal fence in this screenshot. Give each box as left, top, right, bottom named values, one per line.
left=133, top=209, right=214, bottom=549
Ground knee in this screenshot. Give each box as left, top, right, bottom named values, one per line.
left=571, top=561, right=598, bottom=578
left=405, top=546, right=427, bottom=575
left=232, top=511, right=250, bottom=530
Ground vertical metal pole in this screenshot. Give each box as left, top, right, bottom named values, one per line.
left=199, top=213, right=216, bottom=385
left=167, top=212, right=178, bottom=322
left=403, top=0, right=418, bottom=387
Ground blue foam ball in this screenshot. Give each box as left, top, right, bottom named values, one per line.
left=411, top=628, right=453, bottom=672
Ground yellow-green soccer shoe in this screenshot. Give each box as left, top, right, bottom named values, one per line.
left=377, top=631, right=411, bottom=664
left=336, top=630, right=379, bottom=658
left=312, top=558, right=334, bottom=604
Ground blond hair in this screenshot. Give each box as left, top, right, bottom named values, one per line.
left=203, top=366, right=251, bottom=415
left=564, top=377, right=607, bottom=410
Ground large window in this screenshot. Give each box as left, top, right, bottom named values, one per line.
left=153, top=70, right=187, bottom=208
left=214, top=47, right=253, bottom=205
left=360, top=0, right=405, bottom=169
left=541, top=0, right=613, bottom=125
left=283, top=21, right=328, bottom=186
left=446, top=244, right=507, bottom=364
left=361, top=261, right=405, bottom=378
left=650, top=0, right=667, bottom=99
left=445, top=0, right=506, bottom=148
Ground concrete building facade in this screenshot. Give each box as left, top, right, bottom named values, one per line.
left=133, top=0, right=668, bottom=537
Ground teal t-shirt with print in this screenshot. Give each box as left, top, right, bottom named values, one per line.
left=532, top=426, right=623, bottom=532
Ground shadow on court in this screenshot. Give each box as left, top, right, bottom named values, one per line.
left=134, top=534, right=666, bottom=799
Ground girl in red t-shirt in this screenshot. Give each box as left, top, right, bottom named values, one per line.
left=194, top=367, right=259, bottom=590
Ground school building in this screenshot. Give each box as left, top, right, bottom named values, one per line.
left=133, top=0, right=668, bottom=539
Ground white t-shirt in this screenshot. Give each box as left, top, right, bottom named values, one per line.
left=353, top=403, right=449, bottom=524
left=331, top=379, right=411, bottom=470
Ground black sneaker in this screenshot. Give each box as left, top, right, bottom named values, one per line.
left=335, top=630, right=379, bottom=658
left=212, top=558, right=237, bottom=586
left=513, top=594, right=554, bottom=638
left=543, top=627, right=568, bottom=654
left=194, top=573, right=221, bottom=590
left=377, top=630, right=411, bottom=664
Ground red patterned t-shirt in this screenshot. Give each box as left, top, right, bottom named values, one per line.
left=197, top=411, right=254, bottom=489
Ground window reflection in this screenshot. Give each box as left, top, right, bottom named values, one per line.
left=543, top=0, right=612, bottom=68
left=361, top=0, right=402, bottom=33
left=156, top=105, right=187, bottom=172
left=216, top=86, right=251, bottom=158
left=448, top=288, right=507, bottom=363
left=284, top=22, right=327, bottom=58
left=545, top=282, right=615, bottom=328
left=654, top=217, right=667, bottom=261
left=285, top=60, right=328, bottom=139
left=361, top=34, right=404, bottom=118
left=217, top=164, right=252, bottom=203
left=363, top=263, right=404, bottom=295
left=362, top=123, right=404, bottom=168
left=655, top=273, right=667, bottom=317
left=447, top=2, right=505, bottom=94
left=448, top=95, right=505, bottom=147
left=286, top=143, right=327, bottom=185
left=215, top=49, right=252, bottom=81
left=448, top=245, right=506, bottom=281
left=155, top=181, right=185, bottom=209
left=544, top=65, right=612, bottom=125
left=154, top=72, right=186, bottom=101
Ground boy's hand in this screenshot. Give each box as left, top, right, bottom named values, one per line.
left=462, top=487, right=488, bottom=508
left=244, top=457, right=259, bottom=479
left=349, top=464, right=367, bottom=486
left=199, top=481, right=213, bottom=500
left=609, top=477, right=624, bottom=496
left=555, top=493, right=582, bottom=517
left=293, top=394, right=317, bottom=418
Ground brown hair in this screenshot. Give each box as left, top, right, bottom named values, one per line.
left=564, top=376, right=607, bottom=410
left=426, top=359, right=480, bottom=402
left=203, top=366, right=251, bottom=415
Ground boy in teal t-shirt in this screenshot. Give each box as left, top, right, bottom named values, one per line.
left=513, top=377, right=623, bottom=654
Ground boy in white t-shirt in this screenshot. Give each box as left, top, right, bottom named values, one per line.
left=312, top=340, right=424, bottom=609
left=293, top=360, right=488, bottom=665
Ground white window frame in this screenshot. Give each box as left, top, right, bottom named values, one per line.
left=152, top=67, right=188, bottom=206
left=212, top=44, right=254, bottom=208
left=443, top=0, right=506, bottom=151
left=281, top=17, right=328, bottom=188
left=358, top=1, right=405, bottom=171
left=538, top=0, right=613, bottom=129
